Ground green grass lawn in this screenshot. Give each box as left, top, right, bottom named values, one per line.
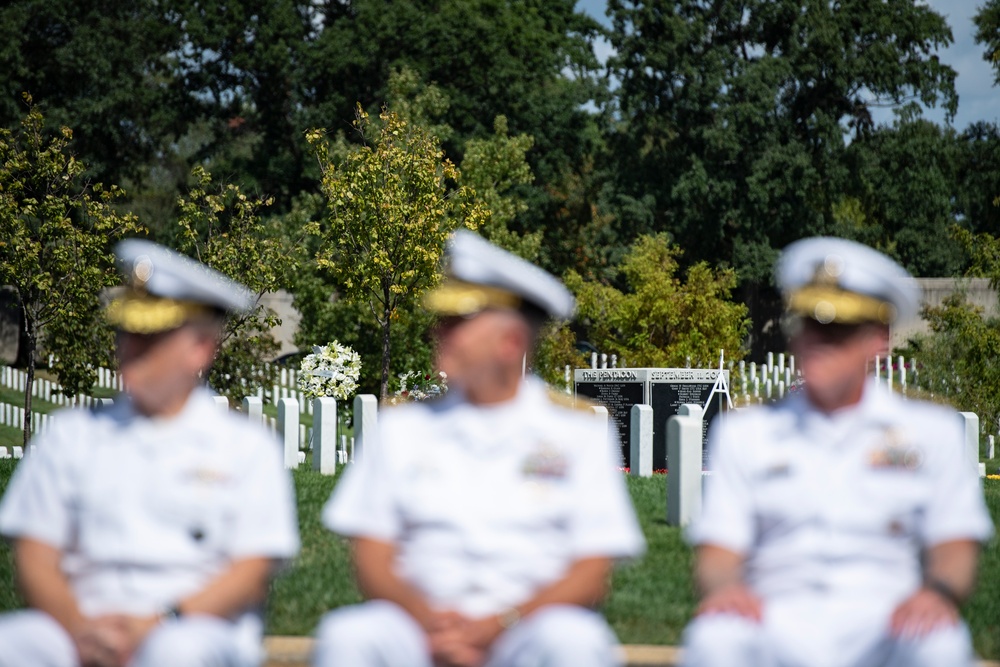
left=0, top=462, right=998, bottom=656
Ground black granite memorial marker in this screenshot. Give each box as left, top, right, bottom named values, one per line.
left=649, top=369, right=729, bottom=470
left=574, top=369, right=648, bottom=468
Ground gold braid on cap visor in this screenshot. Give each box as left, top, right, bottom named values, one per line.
left=423, top=280, right=522, bottom=316
left=787, top=285, right=896, bottom=325
left=105, top=291, right=214, bottom=334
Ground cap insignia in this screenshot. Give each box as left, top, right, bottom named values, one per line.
left=812, top=254, right=844, bottom=287
left=132, top=255, right=154, bottom=290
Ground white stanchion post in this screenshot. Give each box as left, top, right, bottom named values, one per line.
left=212, top=396, right=229, bottom=410
left=313, top=398, right=338, bottom=474
left=629, top=404, right=653, bottom=477
left=353, top=394, right=378, bottom=462
left=278, top=398, right=299, bottom=469
left=667, top=403, right=704, bottom=527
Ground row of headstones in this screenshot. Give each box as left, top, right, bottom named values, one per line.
left=588, top=402, right=705, bottom=528
left=579, top=351, right=918, bottom=402
left=249, top=385, right=316, bottom=416
left=592, top=402, right=992, bottom=529
left=0, top=446, right=27, bottom=460
left=269, top=366, right=300, bottom=391
left=0, top=402, right=57, bottom=434
left=234, top=394, right=378, bottom=474
left=1, top=363, right=317, bottom=420
left=0, top=366, right=120, bottom=400
left=5, top=391, right=377, bottom=474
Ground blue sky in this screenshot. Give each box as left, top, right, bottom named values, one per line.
left=576, top=0, right=1000, bottom=131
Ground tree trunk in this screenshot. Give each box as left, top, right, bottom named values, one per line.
left=380, top=307, right=391, bottom=402
left=21, top=314, right=35, bottom=448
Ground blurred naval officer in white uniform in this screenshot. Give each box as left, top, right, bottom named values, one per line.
left=681, top=237, right=994, bottom=667
left=312, top=230, right=645, bottom=667
left=0, top=240, right=300, bottom=667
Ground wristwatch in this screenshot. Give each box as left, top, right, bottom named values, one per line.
left=160, top=604, right=183, bottom=622
left=923, top=577, right=962, bottom=608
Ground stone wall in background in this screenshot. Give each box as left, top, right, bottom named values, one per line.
left=891, top=278, right=999, bottom=350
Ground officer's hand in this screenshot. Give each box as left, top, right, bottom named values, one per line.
left=889, top=587, right=959, bottom=638
left=426, top=611, right=486, bottom=667
left=695, top=583, right=764, bottom=622
left=73, top=617, right=130, bottom=667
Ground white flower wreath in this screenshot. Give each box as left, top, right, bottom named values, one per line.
left=297, top=341, right=362, bottom=401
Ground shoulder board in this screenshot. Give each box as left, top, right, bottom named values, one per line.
left=546, top=388, right=596, bottom=412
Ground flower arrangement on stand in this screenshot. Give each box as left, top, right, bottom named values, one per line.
left=387, top=371, right=448, bottom=405
left=297, top=342, right=362, bottom=463
left=297, top=341, right=362, bottom=401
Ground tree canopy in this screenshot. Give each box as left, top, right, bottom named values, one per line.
left=567, top=234, right=750, bottom=368
left=0, top=97, right=142, bottom=443
left=5, top=0, right=1000, bottom=387
left=306, top=107, right=488, bottom=399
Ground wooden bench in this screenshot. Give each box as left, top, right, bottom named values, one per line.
left=264, top=637, right=681, bottom=666
left=263, top=637, right=1000, bottom=667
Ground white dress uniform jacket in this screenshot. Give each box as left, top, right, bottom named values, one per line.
left=0, top=388, right=300, bottom=667
left=314, top=377, right=645, bottom=667
left=683, top=381, right=994, bottom=667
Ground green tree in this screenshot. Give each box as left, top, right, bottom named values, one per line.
left=955, top=122, right=1000, bottom=237
left=159, top=0, right=317, bottom=207
left=897, top=226, right=1000, bottom=431
left=897, top=293, right=1000, bottom=431
left=306, top=107, right=489, bottom=399
left=975, top=0, right=1000, bottom=82
left=840, top=115, right=964, bottom=277
left=566, top=234, right=750, bottom=368
left=0, top=96, right=143, bottom=445
left=386, top=69, right=542, bottom=261
left=279, top=194, right=439, bottom=398
left=173, top=166, right=299, bottom=403
left=460, top=115, right=541, bottom=261
left=308, top=0, right=604, bottom=183
left=0, top=1, right=187, bottom=185
left=605, top=0, right=958, bottom=281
